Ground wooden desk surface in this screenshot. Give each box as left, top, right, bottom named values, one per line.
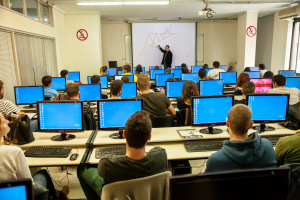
left=93, top=124, right=295, bottom=146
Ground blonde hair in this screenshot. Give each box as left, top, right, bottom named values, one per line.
left=100, top=66, right=108, bottom=76
left=137, top=74, right=150, bottom=90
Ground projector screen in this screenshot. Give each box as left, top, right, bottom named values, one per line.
left=132, top=23, right=196, bottom=70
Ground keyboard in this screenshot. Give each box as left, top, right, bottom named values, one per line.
left=95, top=146, right=126, bottom=159
left=265, top=136, right=282, bottom=146
left=24, top=146, right=72, bottom=158
left=184, top=140, right=224, bottom=152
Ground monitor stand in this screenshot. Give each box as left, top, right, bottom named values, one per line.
left=200, top=127, right=223, bottom=134
left=252, top=124, right=275, bottom=133
left=23, top=104, right=35, bottom=109
left=51, top=133, right=76, bottom=141
left=109, top=130, right=124, bottom=139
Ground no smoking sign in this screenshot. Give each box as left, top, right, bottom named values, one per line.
left=77, top=29, right=88, bottom=41
left=246, top=26, right=257, bottom=37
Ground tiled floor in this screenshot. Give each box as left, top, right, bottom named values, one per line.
left=44, top=159, right=207, bottom=200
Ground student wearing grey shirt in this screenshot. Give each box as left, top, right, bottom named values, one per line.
left=61, top=69, right=74, bottom=86
left=259, top=63, right=268, bottom=78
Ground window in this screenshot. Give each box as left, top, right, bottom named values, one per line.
left=9, top=0, right=24, bottom=14
left=26, top=0, right=38, bottom=20
left=40, top=1, right=50, bottom=24
left=290, top=18, right=300, bottom=73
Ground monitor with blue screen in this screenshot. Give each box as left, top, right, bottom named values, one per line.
left=279, top=70, right=296, bottom=77
left=149, top=66, right=162, bottom=70
left=219, top=72, right=237, bottom=85
left=133, top=67, right=145, bottom=74
left=97, top=99, right=143, bottom=130
left=14, top=86, right=44, bottom=108
left=171, top=69, right=182, bottom=79
left=191, top=66, right=203, bottom=73
left=244, top=71, right=260, bottom=78
left=246, top=94, right=289, bottom=133
left=166, top=81, right=185, bottom=98
left=67, top=72, right=80, bottom=82
left=249, top=67, right=259, bottom=71
left=150, top=69, right=165, bottom=80
left=87, top=76, right=108, bottom=89
left=0, top=179, right=33, bottom=200
left=205, top=68, right=213, bottom=73
left=78, top=84, right=101, bottom=101
left=118, top=71, right=124, bottom=75
left=120, top=83, right=137, bottom=98
left=286, top=77, right=300, bottom=90
left=115, top=75, right=134, bottom=82
left=181, top=73, right=199, bottom=83
left=175, top=66, right=182, bottom=69
left=199, top=80, right=223, bottom=96
left=37, top=101, right=84, bottom=141
left=156, top=74, right=174, bottom=87
left=106, top=68, right=117, bottom=76
left=51, top=77, right=66, bottom=91
left=219, top=65, right=228, bottom=71
left=192, top=95, right=234, bottom=134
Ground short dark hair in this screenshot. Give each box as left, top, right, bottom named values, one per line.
left=91, top=75, right=100, bottom=84
left=123, top=65, right=131, bottom=73
left=273, top=74, right=286, bottom=86
left=259, top=64, right=266, bottom=70
left=228, top=105, right=252, bottom=135
left=263, top=71, right=274, bottom=79
left=42, top=76, right=52, bottom=86
left=60, top=70, right=68, bottom=77
left=198, top=68, right=206, bottom=79
left=244, top=67, right=251, bottom=72
left=213, top=61, right=220, bottom=68
left=181, top=63, right=187, bottom=68
left=66, top=83, right=79, bottom=98
left=166, top=45, right=170, bottom=48
left=243, top=82, right=256, bottom=95
left=154, top=66, right=160, bottom=70
left=125, top=111, right=152, bottom=149
left=167, top=77, right=176, bottom=82
left=110, top=80, right=123, bottom=96
left=182, top=67, right=189, bottom=74
left=121, top=76, right=130, bottom=83
left=203, top=64, right=208, bottom=69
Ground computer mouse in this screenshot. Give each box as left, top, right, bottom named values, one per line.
left=70, top=153, right=79, bottom=161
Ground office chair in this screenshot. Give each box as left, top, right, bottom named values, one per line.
left=150, top=115, right=176, bottom=128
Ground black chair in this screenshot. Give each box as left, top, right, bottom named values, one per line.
left=176, top=108, right=192, bottom=126
left=83, top=113, right=96, bottom=130
left=280, top=163, right=300, bottom=200
left=150, top=115, right=176, bottom=128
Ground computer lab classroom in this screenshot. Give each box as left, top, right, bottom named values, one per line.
left=2, top=0, right=300, bottom=199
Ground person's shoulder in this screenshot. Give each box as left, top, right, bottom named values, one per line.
left=0, top=145, right=23, bottom=155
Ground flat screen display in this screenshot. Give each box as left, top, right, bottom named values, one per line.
left=15, top=86, right=44, bottom=105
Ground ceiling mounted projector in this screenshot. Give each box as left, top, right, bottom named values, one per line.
left=198, top=0, right=216, bottom=18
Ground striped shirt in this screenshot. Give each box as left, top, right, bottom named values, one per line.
left=83, top=102, right=93, bottom=116
left=0, top=99, right=20, bottom=118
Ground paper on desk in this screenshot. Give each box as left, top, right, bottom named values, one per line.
left=26, top=113, right=36, bottom=119
left=177, top=129, right=203, bottom=139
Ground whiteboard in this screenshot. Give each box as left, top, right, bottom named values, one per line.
left=197, top=34, right=204, bottom=62
left=132, top=23, right=196, bottom=70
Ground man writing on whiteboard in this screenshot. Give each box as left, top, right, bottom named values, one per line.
left=158, top=45, right=172, bottom=69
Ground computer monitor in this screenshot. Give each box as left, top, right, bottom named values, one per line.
left=175, top=66, right=182, bottom=69
left=87, top=76, right=108, bottom=89
left=249, top=78, right=273, bottom=93
left=169, top=167, right=289, bottom=200
left=118, top=71, right=124, bottom=75
left=14, top=86, right=44, bottom=108
left=166, top=81, right=185, bottom=98
left=219, top=65, right=228, bottom=71
left=0, top=179, right=34, bottom=200
left=150, top=69, right=165, bottom=80
left=170, top=69, right=182, bottom=79
left=149, top=66, right=162, bottom=70
left=115, top=75, right=134, bottom=82
left=119, top=83, right=137, bottom=98
left=246, top=94, right=289, bottom=133
left=191, top=66, right=203, bottom=73
left=133, top=67, right=145, bottom=74
left=156, top=74, right=174, bottom=87
left=286, top=77, right=300, bottom=90
left=50, top=77, right=66, bottom=91
left=249, top=67, right=259, bottom=71
left=244, top=71, right=260, bottom=78
left=181, top=73, right=198, bottom=83
left=199, top=80, right=224, bottom=96
left=279, top=70, right=296, bottom=77
left=192, top=95, right=234, bottom=134
left=106, top=68, right=117, bottom=76
left=78, top=84, right=101, bottom=102
left=67, top=72, right=80, bottom=82
left=219, top=72, right=237, bottom=85
left=37, top=101, right=84, bottom=141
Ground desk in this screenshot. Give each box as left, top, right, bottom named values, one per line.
left=18, top=105, right=37, bottom=112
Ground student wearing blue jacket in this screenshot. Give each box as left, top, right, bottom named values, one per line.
left=204, top=104, right=276, bottom=173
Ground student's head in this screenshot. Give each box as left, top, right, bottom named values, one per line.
left=242, top=82, right=256, bottom=95
left=182, top=81, right=199, bottom=103
left=0, top=113, right=10, bottom=139
left=124, top=111, right=152, bottom=149
left=181, top=63, right=187, bottom=68
left=66, top=83, right=80, bottom=99
left=273, top=74, right=286, bottom=88
left=236, top=73, right=250, bottom=88
left=60, top=70, right=69, bottom=79
left=135, top=65, right=143, bottom=75
left=263, top=71, right=274, bottom=79
left=198, top=68, right=206, bottom=80
left=154, top=66, right=160, bottom=70
left=121, top=76, right=130, bottom=83
left=91, top=75, right=100, bottom=84
left=244, top=67, right=251, bottom=72
left=100, top=66, right=108, bottom=75
left=182, top=67, right=189, bottom=74
left=42, top=76, right=52, bottom=87
left=137, top=74, right=150, bottom=91
left=0, top=80, right=4, bottom=99
left=259, top=63, right=266, bottom=70
left=110, top=80, right=123, bottom=97
left=123, top=65, right=131, bottom=73
left=227, top=66, right=235, bottom=72
left=213, top=61, right=220, bottom=69
left=203, top=64, right=208, bottom=69
left=165, top=45, right=170, bottom=51
left=227, top=104, right=253, bottom=136
left=167, top=77, right=176, bottom=82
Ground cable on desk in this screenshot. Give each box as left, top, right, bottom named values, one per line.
left=46, top=167, right=71, bottom=187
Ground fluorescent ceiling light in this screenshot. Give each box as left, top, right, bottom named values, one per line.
left=124, top=1, right=169, bottom=5
left=77, top=2, right=123, bottom=5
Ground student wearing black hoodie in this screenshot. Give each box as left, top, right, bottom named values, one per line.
left=204, top=104, right=276, bottom=173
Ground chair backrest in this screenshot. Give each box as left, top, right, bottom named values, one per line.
left=150, top=115, right=176, bottom=128
left=101, top=171, right=172, bottom=200
left=176, top=108, right=192, bottom=126
left=83, top=113, right=96, bottom=130
left=281, top=163, right=300, bottom=200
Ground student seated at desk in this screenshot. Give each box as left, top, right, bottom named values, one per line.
left=203, top=105, right=276, bottom=173
left=121, top=76, right=129, bottom=83
left=177, top=81, right=199, bottom=110
left=135, top=74, right=176, bottom=116
left=263, top=71, right=274, bottom=79
left=167, top=77, right=176, bottom=82
left=196, top=68, right=207, bottom=91
left=207, top=61, right=225, bottom=80
left=0, top=80, right=38, bottom=132
left=77, top=111, right=167, bottom=200
left=203, top=64, right=208, bottom=68
left=60, top=69, right=74, bottom=85
left=135, top=64, right=143, bottom=76
left=181, top=67, right=189, bottom=74
left=234, top=82, right=255, bottom=105
left=259, top=63, right=268, bottom=78
left=123, top=65, right=137, bottom=82
left=268, top=74, right=300, bottom=105
left=42, top=76, right=59, bottom=98
left=109, top=80, right=123, bottom=99
left=234, top=72, right=250, bottom=96
left=0, top=113, right=69, bottom=200
left=100, top=66, right=112, bottom=82
left=90, top=75, right=108, bottom=96
left=227, top=66, right=235, bottom=72
left=244, top=67, right=251, bottom=72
